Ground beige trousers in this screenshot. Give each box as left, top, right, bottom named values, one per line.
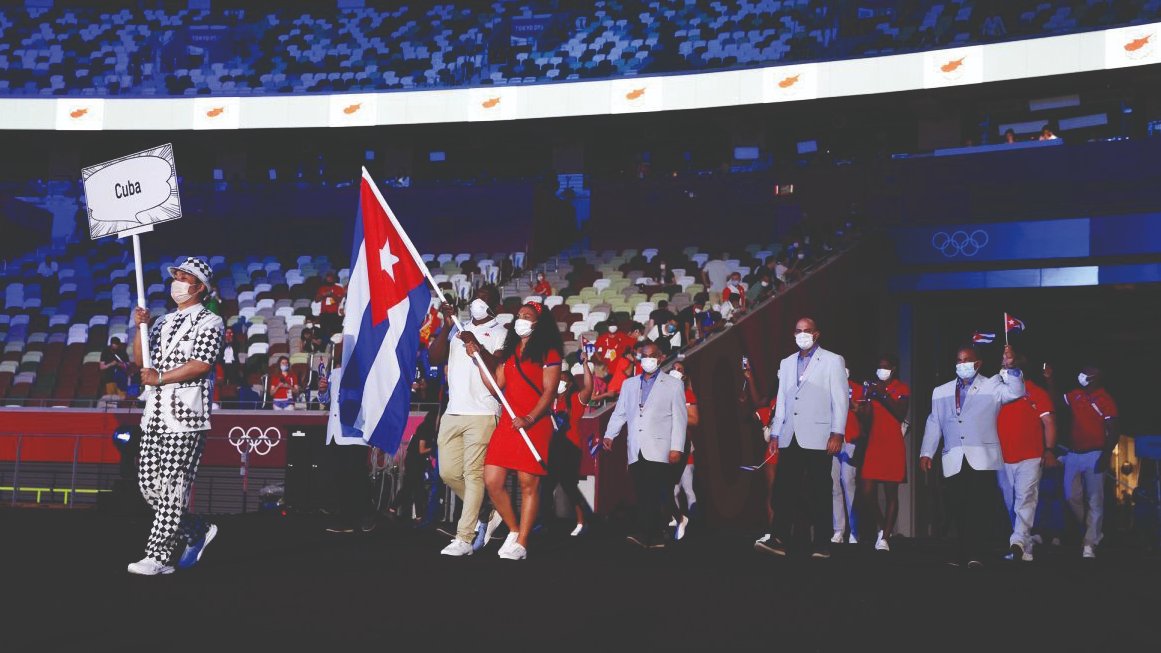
left=437, top=413, right=499, bottom=542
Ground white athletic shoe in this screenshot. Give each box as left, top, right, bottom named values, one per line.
left=498, top=532, right=519, bottom=557
left=570, top=523, right=587, bottom=537
left=1082, top=545, right=1096, bottom=559
left=848, top=533, right=858, bottom=545
left=440, top=539, right=473, bottom=557
left=755, top=533, right=771, bottom=545
left=675, top=515, right=689, bottom=541
left=669, top=518, right=678, bottom=528
left=1022, top=546, right=1034, bottom=562
left=874, top=531, right=890, bottom=552
left=830, top=530, right=845, bottom=544
left=484, top=511, right=504, bottom=543
left=499, top=542, right=527, bottom=560
left=127, top=557, right=174, bottom=576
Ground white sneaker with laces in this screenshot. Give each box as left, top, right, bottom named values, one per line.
left=830, top=530, right=845, bottom=544
left=874, top=531, right=890, bottom=552
left=675, top=515, right=689, bottom=541
left=1082, top=545, right=1096, bottom=559
left=440, top=539, right=473, bottom=557
left=499, top=542, right=527, bottom=560
left=484, top=511, right=504, bottom=543
left=127, top=557, right=175, bottom=576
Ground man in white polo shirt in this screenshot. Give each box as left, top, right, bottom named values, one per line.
left=428, top=285, right=508, bottom=556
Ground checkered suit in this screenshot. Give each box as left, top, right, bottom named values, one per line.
left=137, top=304, right=224, bottom=563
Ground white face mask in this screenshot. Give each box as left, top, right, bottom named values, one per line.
left=636, top=335, right=646, bottom=342
left=876, top=368, right=892, bottom=382
left=640, top=357, right=659, bottom=374
left=956, top=362, right=978, bottom=380
left=659, top=264, right=666, bottom=270
left=1078, top=372, right=1089, bottom=387
left=557, top=381, right=568, bottom=395
left=469, top=299, right=490, bottom=321
left=513, top=319, right=534, bottom=337
left=797, top=253, right=806, bottom=260
left=280, top=364, right=290, bottom=372
left=795, top=332, right=814, bottom=350
left=608, top=325, right=618, bottom=334
left=668, top=370, right=684, bottom=381
left=728, top=279, right=739, bottom=287
left=170, top=280, right=195, bottom=304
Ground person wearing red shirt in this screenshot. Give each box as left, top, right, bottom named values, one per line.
left=539, top=356, right=594, bottom=537
left=995, top=348, right=1058, bottom=562
left=742, top=363, right=778, bottom=535
left=1059, top=364, right=1119, bottom=558
left=594, top=324, right=621, bottom=363
left=531, top=272, right=552, bottom=298
left=314, top=271, right=346, bottom=340
left=469, top=302, right=563, bottom=561
left=859, top=355, right=911, bottom=553
left=669, top=361, right=700, bottom=541
left=831, top=372, right=865, bottom=545
left=268, top=356, right=300, bottom=410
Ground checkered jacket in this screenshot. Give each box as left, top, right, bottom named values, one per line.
left=140, top=306, right=224, bottom=433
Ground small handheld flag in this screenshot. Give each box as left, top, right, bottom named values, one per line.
left=972, top=331, right=996, bottom=344
left=1003, top=312, right=1025, bottom=345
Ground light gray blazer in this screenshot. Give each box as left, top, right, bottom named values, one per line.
left=921, top=371, right=1025, bottom=477
left=770, top=346, right=849, bottom=450
left=604, top=372, right=688, bottom=465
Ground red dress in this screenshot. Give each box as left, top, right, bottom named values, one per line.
left=485, top=348, right=563, bottom=475
left=862, top=380, right=909, bottom=482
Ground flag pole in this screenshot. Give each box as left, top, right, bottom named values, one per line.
left=361, top=169, right=544, bottom=465
left=1003, top=312, right=1009, bottom=346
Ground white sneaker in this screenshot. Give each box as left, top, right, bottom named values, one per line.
left=848, top=533, right=858, bottom=545
left=127, top=557, right=174, bottom=576
left=675, top=515, right=689, bottom=541
left=570, top=523, right=587, bottom=537
left=499, top=542, right=527, bottom=560
left=484, top=511, right=504, bottom=543
left=755, top=533, right=771, bottom=545
left=498, top=532, right=519, bottom=557
left=830, top=530, right=845, bottom=544
left=668, top=518, right=678, bottom=528
left=1082, top=545, right=1096, bottom=559
left=1022, top=547, right=1034, bottom=562
left=874, top=531, right=890, bottom=552
left=440, top=539, right=473, bottom=557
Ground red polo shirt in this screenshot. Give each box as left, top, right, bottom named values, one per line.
left=997, top=380, right=1054, bottom=463
left=1064, top=388, right=1118, bottom=452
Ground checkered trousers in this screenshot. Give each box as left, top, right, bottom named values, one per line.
left=138, top=424, right=209, bottom=562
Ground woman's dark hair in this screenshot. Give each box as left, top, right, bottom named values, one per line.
left=879, top=353, right=900, bottom=369
left=501, top=304, right=563, bottom=364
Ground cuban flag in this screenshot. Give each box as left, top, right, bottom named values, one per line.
left=1004, top=313, right=1026, bottom=334
left=972, top=331, right=996, bottom=344
left=328, top=168, right=431, bottom=452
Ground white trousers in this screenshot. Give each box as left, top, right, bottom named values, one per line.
left=1063, top=450, right=1105, bottom=547
left=998, top=458, right=1041, bottom=549
left=831, top=442, right=857, bottom=535
left=674, top=464, right=696, bottom=509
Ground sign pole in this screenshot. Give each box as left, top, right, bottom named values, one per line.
left=132, top=233, right=152, bottom=369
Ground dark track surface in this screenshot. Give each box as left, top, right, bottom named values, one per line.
left=4, top=509, right=1159, bottom=650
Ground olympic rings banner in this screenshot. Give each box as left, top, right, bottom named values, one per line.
left=892, top=218, right=1091, bottom=265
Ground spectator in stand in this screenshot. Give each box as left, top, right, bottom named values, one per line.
left=676, top=292, right=719, bottom=345
left=701, top=251, right=732, bottom=296
left=719, top=291, right=743, bottom=322
left=595, top=324, right=623, bottom=363
left=1057, top=363, right=1118, bottom=559
left=1003, top=128, right=1018, bottom=144
left=995, top=347, right=1057, bottom=562
left=470, top=301, right=564, bottom=561
left=601, top=344, right=640, bottom=401
left=301, top=322, right=325, bottom=354
left=315, top=271, right=346, bottom=339
left=722, top=271, right=747, bottom=308
left=100, top=337, right=130, bottom=398
left=540, top=355, right=595, bottom=537
left=649, top=300, right=676, bottom=331
left=747, top=269, right=775, bottom=304
left=220, top=329, right=241, bottom=386
left=653, top=319, right=683, bottom=355
left=859, top=355, right=911, bottom=553
left=38, top=256, right=59, bottom=278
left=1039, top=124, right=1059, bottom=141
left=531, top=272, right=553, bottom=298
left=269, top=356, right=300, bottom=410
left=654, top=259, right=676, bottom=288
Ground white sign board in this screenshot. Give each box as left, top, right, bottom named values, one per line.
left=82, top=143, right=182, bottom=239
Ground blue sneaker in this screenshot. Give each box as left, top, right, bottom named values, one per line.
left=471, top=520, right=488, bottom=552
left=177, top=524, right=218, bottom=570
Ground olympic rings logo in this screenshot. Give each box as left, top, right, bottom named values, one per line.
left=931, top=230, right=989, bottom=257
left=227, top=426, right=283, bottom=456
